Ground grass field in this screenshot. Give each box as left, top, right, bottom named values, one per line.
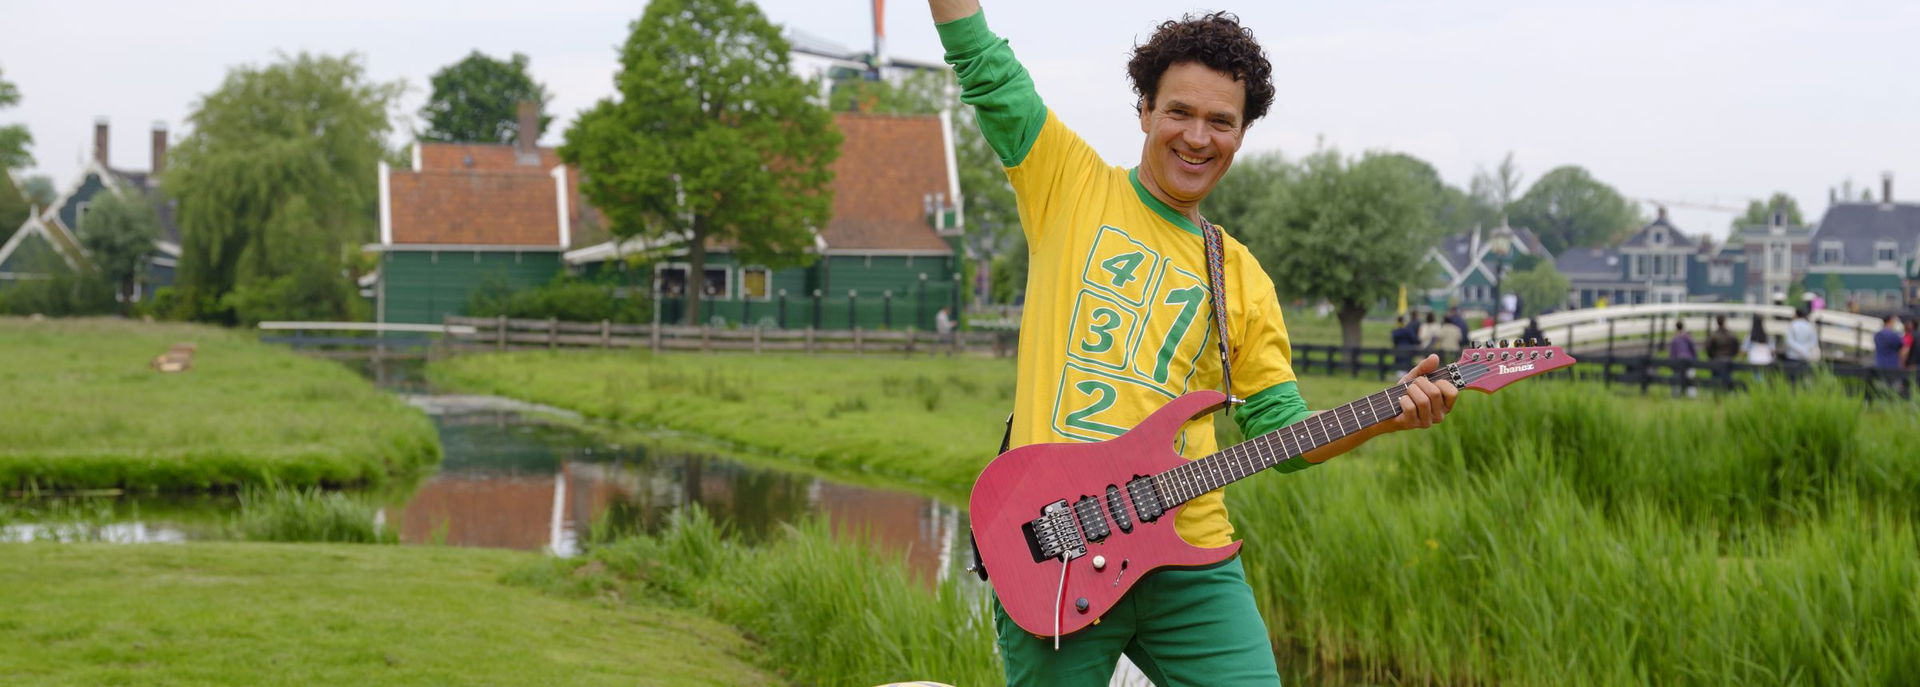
left=0, top=542, right=781, bottom=686
left=427, top=350, right=1395, bottom=501
left=438, top=349, right=1920, bottom=685
left=0, top=318, right=440, bottom=492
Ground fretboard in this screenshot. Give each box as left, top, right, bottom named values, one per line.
left=1154, top=363, right=1483, bottom=507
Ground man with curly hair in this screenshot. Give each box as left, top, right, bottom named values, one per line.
left=929, top=1, right=1457, bottom=684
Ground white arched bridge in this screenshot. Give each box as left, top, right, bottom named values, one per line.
left=1470, top=303, right=1889, bottom=360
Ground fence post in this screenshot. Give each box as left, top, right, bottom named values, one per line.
left=778, top=289, right=788, bottom=329
left=601, top=320, right=611, bottom=349
left=883, top=290, right=893, bottom=329
left=496, top=315, right=507, bottom=352
left=812, top=289, right=823, bottom=330
left=805, top=326, right=815, bottom=354
left=548, top=317, right=558, bottom=350
left=848, top=290, right=857, bottom=330
left=701, top=325, right=710, bottom=352
left=440, top=313, right=453, bottom=360
left=854, top=327, right=863, bottom=354
left=650, top=321, right=661, bottom=352
left=906, top=328, right=917, bottom=356
left=753, top=325, right=762, bottom=354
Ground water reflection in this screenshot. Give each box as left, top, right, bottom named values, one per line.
left=388, top=402, right=969, bottom=580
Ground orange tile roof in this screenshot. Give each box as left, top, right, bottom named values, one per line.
left=825, top=113, right=954, bottom=253
left=388, top=168, right=564, bottom=246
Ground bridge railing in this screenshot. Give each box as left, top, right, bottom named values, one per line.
left=1470, top=303, right=1887, bottom=363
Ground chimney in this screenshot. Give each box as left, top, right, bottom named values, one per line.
left=1883, top=172, right=1894, bottom=204
left=93, top=117, right=109, bottom=166
left=1657, top=206, right=1668, bottom=222
left=151, top=122, right=168, bottom=177
left=514, top=101, right=539, bottom=164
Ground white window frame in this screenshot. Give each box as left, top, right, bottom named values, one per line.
left=1818, top=240, right=1842, bottom=265
left=1709, top=263, right=1733, bottom=286
left=737, top=266, right=773, bottom=302
left=1874, top=241, right=1898, bottom=267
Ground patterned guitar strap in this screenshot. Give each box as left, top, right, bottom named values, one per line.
left=1199, top=218, right=1244, bottom=413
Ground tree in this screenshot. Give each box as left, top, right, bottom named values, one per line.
left=0, top=66, right=31, bottom=169
left=19, top=174, right=54, bottom=207
left=561, top=0, right=840, bottom=325
left=76, top=186, right=159, bottom=309
left=420, top=51, right=552, bottom=144
left=169, top=52, right=399, bottom=323
left=1507, top=166, right=1639, bottom=255
left=0, top=172, right=28, bottom=241
left=1213, top=148, right=1444, bottom=349
left=1502, top=261, right=1571, bottom=318
left=1730, top=192, right=1805, bottom=230
left=1468, top=152, right=1523, bottom=227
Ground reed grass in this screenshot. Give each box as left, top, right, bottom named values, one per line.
left=0, top=318, right=441, bottom=491
left=508, top=507, right=1001, bottom=687
left=231, top=485, right=397, bottom=544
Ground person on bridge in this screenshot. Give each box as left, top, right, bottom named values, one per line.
left=1706, top=315, right=1740, bottom=362
left=1874, top=315, right=1906, bottom=398
left=1743, top=314, right=1775, bottom=376
left=1784, top=306, right=1821, bottom=372
left=1669, top=321, right=1699, bottom=397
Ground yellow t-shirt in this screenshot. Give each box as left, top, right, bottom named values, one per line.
left=941, top=10, right=1310, bottom=549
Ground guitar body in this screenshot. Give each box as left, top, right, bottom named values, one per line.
left=970, top=390, right=1239, bottom=637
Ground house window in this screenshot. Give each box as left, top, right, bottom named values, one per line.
left=656, top=265, right=730, bottom=299
left=75, top=201, right=91, bottom=226
left=1650, top=255, right=1663, bottom=276
left=1652, top=231, right=1665, bottom=245
left=1888, top=290, right=1903, bottom=306
left=1709, top=264, right=1732, bottom=285
left=1819, top=241, right=1842, bottom=265
left=1769, top=242, right=1786, bottom=273
left=1874, top=241, right=1898, bottom=266
left=740, top=267, right=771, bottom=300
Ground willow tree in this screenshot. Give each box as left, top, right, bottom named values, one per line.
left=560, top=0, right=840, bottom=324
left=168, top=52, right=399, bottom=323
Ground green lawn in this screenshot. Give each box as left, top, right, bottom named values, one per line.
left=0, top=543, right=780, bottom=686
left=0, top=318, right=440, bottom=491
left=428, top=350, right=1399, bottom=501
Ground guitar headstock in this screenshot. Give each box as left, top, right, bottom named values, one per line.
left=1449, top=338, right=1576, bottom=393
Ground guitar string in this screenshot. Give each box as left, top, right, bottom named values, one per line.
left=1158, top=361, right=1505, bottom=505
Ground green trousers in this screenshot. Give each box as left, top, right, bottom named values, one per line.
left=994, top=557, right=1281, bottom=687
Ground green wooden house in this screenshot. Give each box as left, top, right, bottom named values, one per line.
left=567, top=112, right=965, bottom=330
left=0, top=121, right=179, bottom=297
left=370, top=136, right=580, bottom=325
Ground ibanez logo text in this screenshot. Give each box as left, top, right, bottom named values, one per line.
left=1496, top=362, right=1535, bottom=375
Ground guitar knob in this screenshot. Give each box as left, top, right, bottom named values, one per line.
left=1075, top=598, right=1090, bottom=613
left=1092, top=555, right=1107, bottom=570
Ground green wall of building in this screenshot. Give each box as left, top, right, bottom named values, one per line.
left=379, top=249, right=563, bottom=324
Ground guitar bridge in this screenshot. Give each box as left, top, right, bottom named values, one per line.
left=1023, top=500, right=1087, bottom=562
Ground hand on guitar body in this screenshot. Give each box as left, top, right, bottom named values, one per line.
left=970, top=344, right=1572, bottom=639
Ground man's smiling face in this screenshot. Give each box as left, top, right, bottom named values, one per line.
left=1136, top=61, right=1248, bottom=218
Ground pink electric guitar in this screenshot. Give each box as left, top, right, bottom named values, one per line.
left=969, top=342, right=1575, bottom=638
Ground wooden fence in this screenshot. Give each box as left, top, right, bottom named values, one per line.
left=439, top=315, right=1014, bottom=357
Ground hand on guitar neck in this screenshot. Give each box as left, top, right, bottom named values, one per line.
left=1295, top=353, right=1458, bottom=466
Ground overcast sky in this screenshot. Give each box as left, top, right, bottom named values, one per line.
left=5, top=0, right=1916, bottom=240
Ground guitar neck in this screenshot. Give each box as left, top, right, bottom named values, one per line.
left=1154, top=366, right=1461, bottom=508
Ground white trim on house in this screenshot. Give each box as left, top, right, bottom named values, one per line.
left=550, top=165, right=571, bottom=249
left=154, top=239, right=180, bottom=258
left=411, top=142, right=422, bottom=172
left=378, top=161, right=393, bottom=246
left=562, top=232, right=690, bottom=265
left=362, top=243, right=567, bottom=253
left=938, top=107, right=963, bottom=232
left=0, top=212, right=83, bottom=274
left=737, top=266, right=774, bottom=302
left=42, top=159, right=129, bottom=231
left=823, top=248, right=954, bottom=257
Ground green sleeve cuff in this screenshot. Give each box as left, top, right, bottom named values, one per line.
left=936, top=10, right=1046, bottom=167
left=1234, top=382, right=1316, bottom=474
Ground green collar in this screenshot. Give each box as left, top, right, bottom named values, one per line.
left=1129, top=167, right=1202, bottom=236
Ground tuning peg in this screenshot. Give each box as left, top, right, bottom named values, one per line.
left=1499, top=339, right=1509, bottom=348
left=1543, top=337, right=1552, bottom=346
left=1528, top=338, right=1539, bottom=347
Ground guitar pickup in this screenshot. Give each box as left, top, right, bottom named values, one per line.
left=1126, top=476, right=1164, bottom=522
left=1074, top=496, right=1110, bottom=542
left=1105, top=485, right=1133, bottom=533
